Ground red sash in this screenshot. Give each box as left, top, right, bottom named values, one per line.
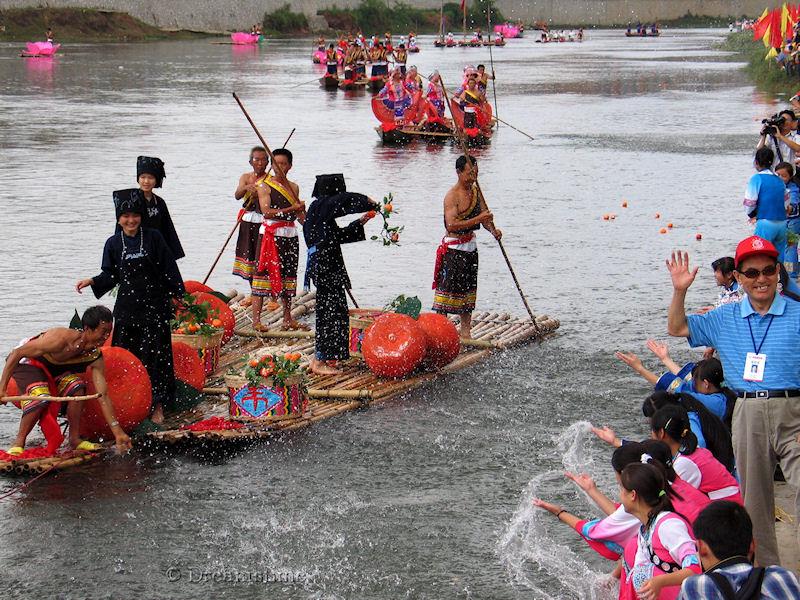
left=432, top=233, right=475, bottom=289
left=257, top=221, right=295, bottom=295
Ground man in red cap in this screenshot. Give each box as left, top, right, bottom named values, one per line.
left=665, top=236, right=800, bottom=567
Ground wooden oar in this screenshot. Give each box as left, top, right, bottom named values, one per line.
left=491, top=116, right=534, bottom=141
left=437, top=75, right=540, bottom=333
left=486, top=7, right=500, bottom=126
left=201, top=127, right=296, bottom=285
left=0, top=393, right=100, bottom=404
left=291, top=76, right=326, bottom=89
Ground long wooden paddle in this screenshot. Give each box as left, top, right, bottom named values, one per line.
left=437, top=75, right=540, bottom=333
left=486, top=7, right=500, bottom=126
left=202, top=127, right=296, bottom=285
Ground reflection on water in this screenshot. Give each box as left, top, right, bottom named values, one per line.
left=0, top=29, right=778, bottom=598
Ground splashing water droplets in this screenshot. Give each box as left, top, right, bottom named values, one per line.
left=496, top=421, right=617, bottom=599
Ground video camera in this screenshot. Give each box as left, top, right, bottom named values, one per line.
left=761, top=114, right=787, bottom=136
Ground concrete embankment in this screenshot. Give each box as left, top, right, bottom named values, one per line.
left=0, top=0, right=771, bottom=32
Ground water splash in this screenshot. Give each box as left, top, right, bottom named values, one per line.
left=496, top=421, right=618, bottom=599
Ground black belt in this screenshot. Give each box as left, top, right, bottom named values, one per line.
left=738, top=389, right=800, bottom=399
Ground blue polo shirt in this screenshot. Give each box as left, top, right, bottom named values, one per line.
left=687, top=293, right=800, bottom=392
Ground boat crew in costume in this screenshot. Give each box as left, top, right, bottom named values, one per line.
left=405, top=66, right=423, bottom=93
left=251, top=149, right=308, bottom=331
left=76, top=190, right=185, bottom=424
left=343, top=43, right=358, bottom=83
left=425, top=71, right=446, bottom=121
left=325, top=43, right=339, bottom=77
left=432, top=156, right=500, bottom=338
left=378, top=68, right=413, bottom=124
left=233, top=146, right=270, bottom=305
left=115, top=156, right=185, bottom=260
left=393, top=44, right=407, bottom=76
left=0, top=306, right=131, bottom=455
left=303, top=174, right=380, bottom=375
left=355, top=41, right=368, bottom=80
left=455, top=76, right=486, bottom=133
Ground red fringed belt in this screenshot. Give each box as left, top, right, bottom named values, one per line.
left=15, top=358, right=63, bottom=453
left=257, top=220, right=295, bottom=295
left=432, top=233, right=475, bottom=289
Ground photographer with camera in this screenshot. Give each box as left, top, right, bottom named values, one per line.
left=756, top=109, right=800, bottom=169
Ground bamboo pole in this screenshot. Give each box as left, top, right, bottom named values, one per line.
left=0, top=393, right=100, bottom=404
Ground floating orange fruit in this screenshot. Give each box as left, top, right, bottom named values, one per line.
left=655, top=213, right=661, bottom=219
left=696, top=233, right=702, bottom=240
left=659, top=228, right=667, bottom=234
left=667, top=223, right=674, bottom=229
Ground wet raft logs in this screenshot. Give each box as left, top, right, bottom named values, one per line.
left=148, top=296, right=560, bottom=449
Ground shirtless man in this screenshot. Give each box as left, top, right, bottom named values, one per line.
left=233, top=147, right=270, bottom=306
left=251, top=149, right=307, bottom=331
left=0, top=306, right=132, bottom=454
left=432, top=156, right=501, bottom=337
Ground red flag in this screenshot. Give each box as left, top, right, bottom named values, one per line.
left=753, top=8, right=771, bottom=39
left=771, top=8, right=784, bottom=48
left=460, top=0, right=465, bottom=9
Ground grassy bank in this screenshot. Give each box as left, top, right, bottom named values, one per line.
left=320, top=0, right=505, bottom=35
left=721, top=30, right=799, bottom=95
left=0, top=8, right=209, bottom=42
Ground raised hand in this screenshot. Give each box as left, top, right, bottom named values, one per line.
left=591, top=425, right=621, bottom=447
left=645, top=339, right=669, bottom=361
left=565, top=471, right=597, bottom=492
left=615, top=351, right=643, bottom=372
left=665, top=251, right=698, bottom=292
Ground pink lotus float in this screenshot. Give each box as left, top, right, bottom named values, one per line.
left=23, top=41, right=61, bottom=56
left=493, top=24, right=520, bottom=38
left=230, top=32, right=260, bottom=45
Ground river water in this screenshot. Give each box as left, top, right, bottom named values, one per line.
left=0, top=29, right=779, bottom=598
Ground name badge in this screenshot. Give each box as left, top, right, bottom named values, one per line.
left=743, top=352, right=766, bottom=382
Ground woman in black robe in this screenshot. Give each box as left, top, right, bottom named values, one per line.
left=303, top=174, right=379, bottom=374
left=114, top=156, right=185, bottom=260
left=77, top=189, right=185, bottom=423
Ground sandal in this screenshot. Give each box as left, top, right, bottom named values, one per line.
left=287, top=321, right=311, bottom=331
left=75, top=440, right=102, bottom=452
left=253, top=323, right=271, bottom=333
left=7, top=446, right=23, bottom=456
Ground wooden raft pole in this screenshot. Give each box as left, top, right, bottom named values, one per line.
left=0, top=393, right=100, bottom=404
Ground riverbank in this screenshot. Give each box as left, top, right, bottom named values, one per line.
left=721, top=30, right=799, bottom=96
left=0, top=8, right=210, bottom=42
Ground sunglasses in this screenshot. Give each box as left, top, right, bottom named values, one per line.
left=738, top=264, right=778, bottom=279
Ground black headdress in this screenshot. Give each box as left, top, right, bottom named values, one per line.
left=113, top=188, right=145, bottom=219
left=136, top=156, right=166, bottom=188
left=312, top=174, right=346, bottom=199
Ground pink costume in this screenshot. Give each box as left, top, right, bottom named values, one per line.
left=621, top=512, right=701, bottom=600
left=575, top=478, right=711, bottom=563
left=673, top=447, right=743, bottom=504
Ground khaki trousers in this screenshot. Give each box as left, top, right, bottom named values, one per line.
left=733, top=395, right=800, bottom=566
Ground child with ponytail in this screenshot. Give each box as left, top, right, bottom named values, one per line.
left=619, top=462, right=701, bottom=600
left=650, top=405, right=742, bottom=504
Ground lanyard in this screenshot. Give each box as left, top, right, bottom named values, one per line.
left=747, top=314, right=774, bottom=354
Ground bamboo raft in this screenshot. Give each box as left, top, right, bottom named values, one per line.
left=0, top=290, right=559, bottom=473
left=148, top=291, right=559, bottom=450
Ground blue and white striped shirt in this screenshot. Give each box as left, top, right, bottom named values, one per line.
left=678, top=562, right=800, bottom=599
left=686, top=294, right=800, bottom=393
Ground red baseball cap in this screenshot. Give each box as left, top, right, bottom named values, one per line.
left=734, top=236, right=779, bottom=268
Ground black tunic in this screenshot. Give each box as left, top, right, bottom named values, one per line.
left=303, top=192, right=374, bottom=361
left=114, top=189, right=185, bottom=260
left=91, top=228, right=185, bottom=409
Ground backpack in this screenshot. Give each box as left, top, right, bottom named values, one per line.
left=706, top=566, right=766, bottom=600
